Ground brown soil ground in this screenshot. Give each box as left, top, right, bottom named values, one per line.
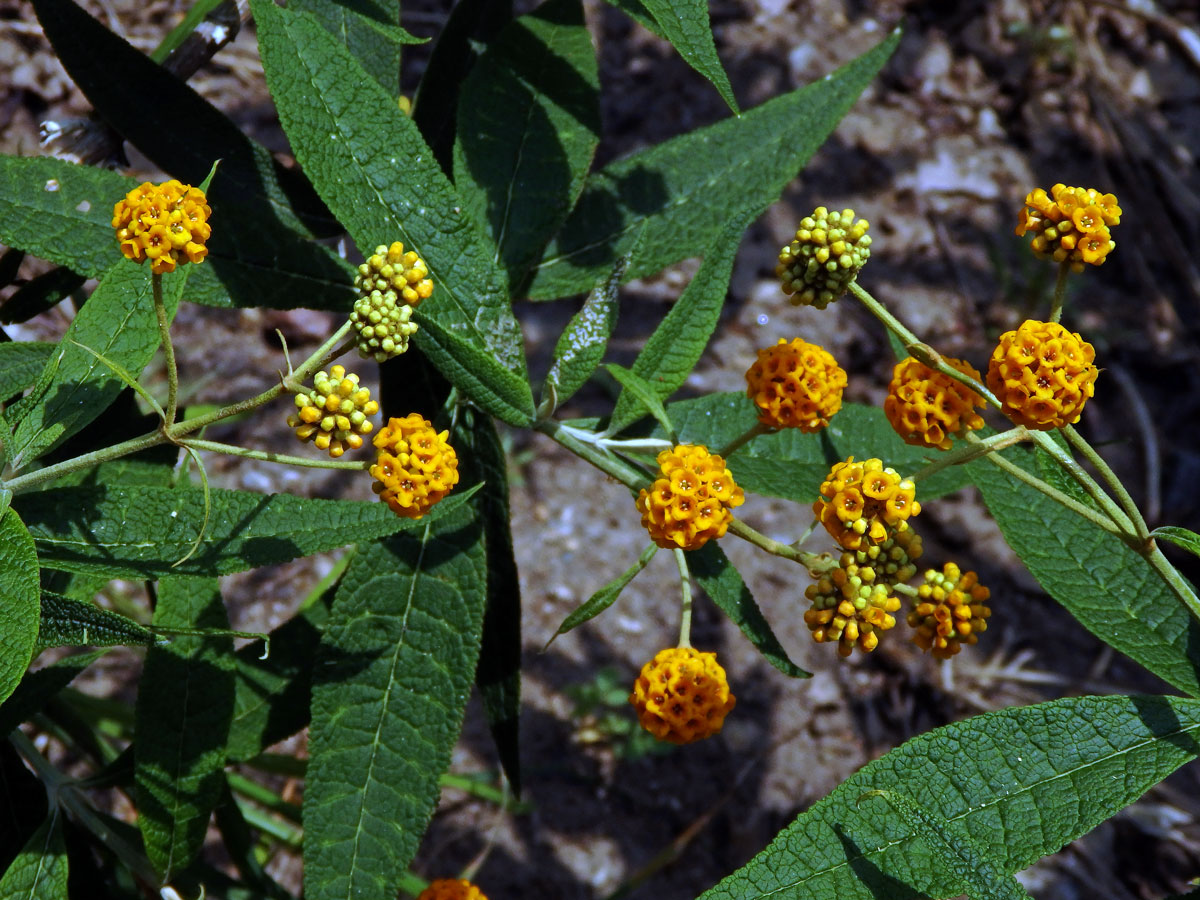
left=5, top=0, right=1200, bottom=897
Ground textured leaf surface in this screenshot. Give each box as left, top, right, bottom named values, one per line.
left=549, top=543, right=657, bottom=641
left=0, top=650, right=104, bottom=738
left=135, top=576, right=234, bottom=881
left=18, top=484, right=477, bottom=579
left=701, top=695, right=1200, bottom=900
left=605, top=363, right=675, bottom=437
left=689, top=542, right=808, bottom=678
left=454, top=0, right=601, bottom=290
left=37, top=592, right=152, bottom=652
left=7, top=259, right=185, bottom=468
left=0, top=815, right=68, bottom=899
left=1152, top=526, right=1200, bottom=562
left=291, top=0, right=418, bottom=92
left=0, top=342, right=55, bottom=402
left=528, top=28, right=900, bottom=299
left=303, top=507, right=487, bottom=900
left=543, top=252, right=626, bottom=408
left=969, top=445, right=1200, bottom=696
left=608, top=210, right=757, bottom=433
left=252, top=0, right=531, bottom=394
left=0, top=509, right=40, bottom=708
left=605, top=0, right=737, bottom=112
left=26, top=1, right=355, bottom=310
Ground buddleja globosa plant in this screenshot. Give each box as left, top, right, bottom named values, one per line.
left=1, top=0, right=1198, bottom=897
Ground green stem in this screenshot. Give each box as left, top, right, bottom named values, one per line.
left=227, top=772, right=302, bottom=823
left=535, top=418, right=651, bottom=491
left=236, top=799, right=303, bottom=849
left=152, top=273, right=179, bottom=426
left=1062, top=424, right=1150, bottom=539
left=725, top=517, right=824, bottom=568
left=178, top=438, right=371, bottom=470
left=907, top=427, right=1029, bottom=484
left=717, top=422, right=770, bottom=459
left=1145, top=543, right=1200, bottom=624
left=1049, top=259, right=1070, bottom=323
left=674, top=548, right=693, bottom=648
left=1026, top=430, right=1137, bottom=535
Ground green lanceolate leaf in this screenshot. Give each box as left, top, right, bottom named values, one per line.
left=689, top=543, right=809, bottom=678
left=528, top=28, right=901, bottom=299
left=453, top=0, right=601, bottom=291
left=969, top=445, right=1200, bottom=697
left=543, top=250, right=628, bottom=410
left=26, top=0, right=356, bottom=310
left=36, top=592, right=153, bottom=653
left=1151, top=525, right=1200, bottom=562
left=604, top=0, right=738, bottom=113
left=1, top=266, right=86, bottom=324
left=662, top=391, right=760, bottom=450
left=303, top=506, right=487, bottom=900
left=456, top=410, right=523, bottom=791
left=607, top=209, right=759, bottom=433
left=0, top=508, right=40, bottom=707
left=605, top=363, right=675, bottom=438
left=134, top=576, right=235, bottom=882
left=0, top=341, right=55, bottom=402
left=18, top=484, right=477, bottom=580
left=0, top=650, right=105, bottom=738
left=7, top=259, right=187, bottom=469
left=0, top=814, right=69, bottom=899
left=548, top=543, right=658, bottom=645
left=251, top=0, right=532, bottom=395
left=290, top=0, right=422, bottom=94
left=700, top=695, right=1200, bottom=900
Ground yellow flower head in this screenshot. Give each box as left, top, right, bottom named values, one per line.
left=287, top=365, right=379, bottom=458
left=635, top=444, right=745, bottom=551
left=1015, top=184, right=1120, bottom=272
left=370, top=414, right=459, bottom=518
left=629, top=646, right=736, bottom=744
left=112, top=180, right=211, bottom=275
left=804, top=561, right=903, bottom=658
left=776, top=207, right=871, bottom=308
left=416, top=879, right=487, bottom=900
left=813, top=456, right=920, bottom=551
left=907, top=562, right=991, bottom=659
left=745, top=338, right=847, bottom=432
left=350, top=242, right=430, bottom=362
left=884, top=356, right=986, bottom=451
left=985, top=319, right=1098, bottom=430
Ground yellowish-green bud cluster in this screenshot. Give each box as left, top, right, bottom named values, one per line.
left=839, top=528, right=923, bottom=589
left=804, top=570, right=901, bottom=658
left=287, top=365, right=380, bottom=458
left=776, top=207, right=871, bottom=308
left=908, top=562, right=991, bottom=659
left=350, top=242, right=430, bottom=362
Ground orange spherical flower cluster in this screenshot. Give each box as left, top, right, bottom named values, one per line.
left=1015, top=184, right=1121, bottom=272
left=907, top=562, right=991, bottom=659
left=636, top=445, right=744, bottom=551
left=629, top=646, right=736, bottom=744
left=776, top=207, right=871, bottom=308
left=369, top=414, right=459, bottom=519
left=112, top=180, right=211, bottom=275
left=287, top=365, right=379, bottom=458
left=744, top=338, right=847, bottom=432
left=813, top=457, right=920, bottom=551
left=804, top=560, right=902, bottom=658
left=985, top=319, right=1098, bottom=430
left=415, top=879, right=487, bottom=900
left=884, top=356, right=986, bottom=451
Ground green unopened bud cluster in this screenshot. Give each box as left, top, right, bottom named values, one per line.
left=350, top=242, right=431, bottom=362
left=777, top=207, right=871, bottom=308
left=841, top=529, right=923, bottom=587
left=288, top=364, right=379, bottom=458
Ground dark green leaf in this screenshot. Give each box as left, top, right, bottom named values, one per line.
left=36, top=592, right=153, bottom=652
left=548, top=543, right=658, bottom=643
left=0, top=508, right=40, bottom=707
left=689, top=542, right=809, bottom=678
left=0, top=814, right=69, bottom=898
left=0, top=248, right=25, bottom=287
left=453, top=0, right=601, bottom=290
left=291, top=0, right=422, bottom=94
left=608, top=209, right=758, bottom=434
left=1, top=267, right=85, bottom=325
left=701, top=695, right=1200, bottom=900
left=135, top=576, right=235, bottom=881
left=662, top=391, right=760, bottom=450
left=528, top=28, right=901, bottom=299
left=0, top=650, right=105, bottom=739
left=18, top=483, right=479, bottom=580
left=7, top=259, right=187, bottom=469
left=303, top=507, right=487, bottom=900
left=604, top=0, right=737, bottom=112
left=1152, top=526, right=1200, bottom=562
left=0, top=341, right=55, bottom=401
left=251, top=0, right=531, bottom=389
left=969, top=445, right=1200, bottom=696
left=605, top=363, right=676, bottom=438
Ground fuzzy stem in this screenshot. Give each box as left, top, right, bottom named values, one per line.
left=1145, top=543, right=1200, bottom=624
left=674, top=548, right=693, bottom=648
left=907, top=427, right=1029, bottom=484
left=1049, top=260, right=1071, bottom=323
left=535, top=418, right=651, bottom=491
left=1026, top=430, right=1138, bottom=535
left=178, top=438, right=371, bottom=470
left=717, top=422, right=771, bottom=459
left=1062, top=424, right=1150, bottom=539
left=725, top=517, right=824, bottom=569
left=152, top=273, right=179, bottom=426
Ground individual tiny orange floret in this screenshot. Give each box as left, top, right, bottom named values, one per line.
left=744, top=337, right=847, bottom=432
left=636, top=444, right=744, bottom=551
left=629, top=646, right=736, bottom=743
left=985, top=319, right=1098, bottom=430
left=813, top=457, right=919, bottom=551
left=112, top=180, right=211, bottom=275
left=1015, top=184, right=1120, bottom=272
left=907, top=562, right=991, bottom=659
left=884, top=356, right=986, bottom=451
left=415, top=878, right=487, bottom=900
left=369, top=414, right=459, bottom=518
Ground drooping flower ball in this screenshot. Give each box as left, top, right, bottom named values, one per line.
left=813, top=456, right=920, bottom=551
left=907, top=562, right=991, bottom=659
left=629, top=646, right=736, bottom=743
left=370, top=414, right=459, bottom=518
left=287, top=365, right=379, bottom=458
left=776, top=207, right=871, bottom=308
left=745, top=338, right=847, bottom=431
left=350, top=242, right=430, bottom=362
left=985, top=319, right=1098, bottom=430
left=884, top=355, right=986, bottom=450
left=636, top=444, right=744, bottom=551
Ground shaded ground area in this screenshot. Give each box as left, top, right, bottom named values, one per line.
left=4, top=0, right=1200, bottom=896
